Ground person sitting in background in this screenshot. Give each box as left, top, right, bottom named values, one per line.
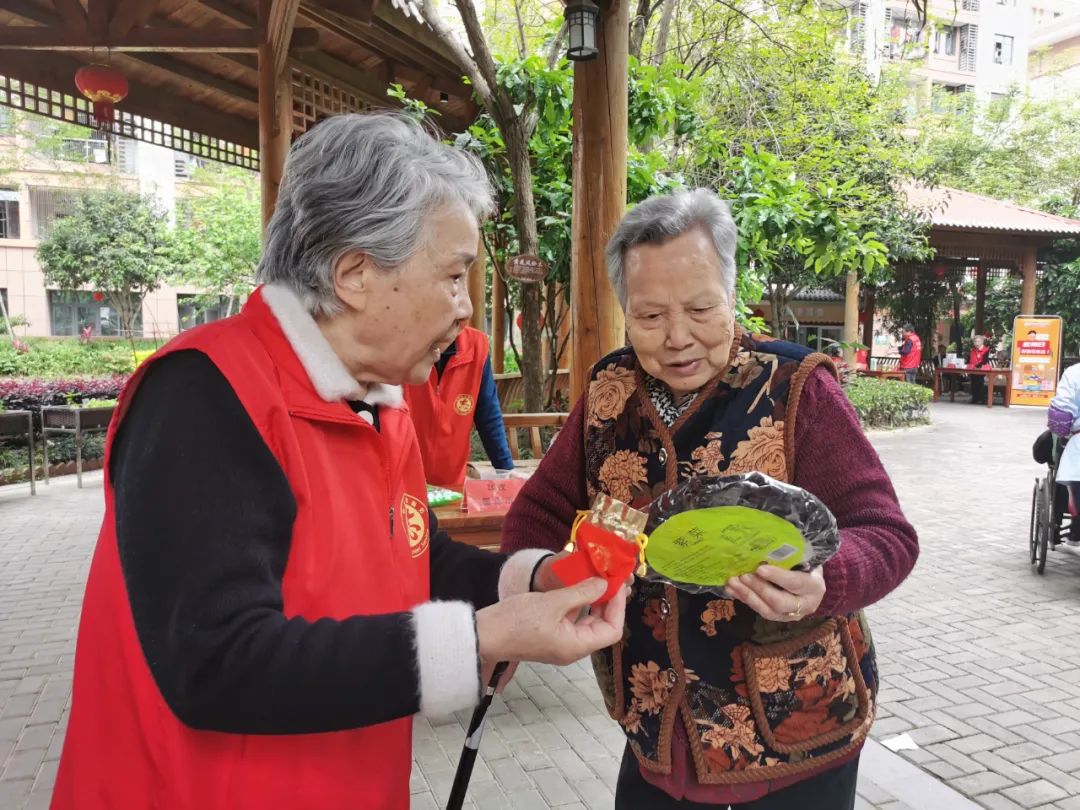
left=898, top=324, right=922, bottom=384
left=404, top=325, right=514, bottom=488
left=968, top=334, right=992, bottom=405
left=825, top=344, right=853, bottom=386
left=1049, top=362, right=1080, bottom=546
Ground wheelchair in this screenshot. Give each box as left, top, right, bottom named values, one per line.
left=1030, top=431, right=1076, bottom=574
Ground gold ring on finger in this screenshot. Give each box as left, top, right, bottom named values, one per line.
left=785, top=596, right=803, bottom=621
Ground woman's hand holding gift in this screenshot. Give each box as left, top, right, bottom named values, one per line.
left=725, top=565, right=826, bottom=623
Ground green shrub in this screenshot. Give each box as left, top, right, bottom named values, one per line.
left=0, top=338, right=163, bottom=378
left=844, top=377, right=932, bottom=430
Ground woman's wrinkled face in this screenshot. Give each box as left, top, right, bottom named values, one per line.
left=330, top=200, right=478, bottom=387
left=623, top=227, right=735, bottom=396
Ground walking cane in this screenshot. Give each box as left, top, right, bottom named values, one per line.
left=446, top=661, right=508, bottom=810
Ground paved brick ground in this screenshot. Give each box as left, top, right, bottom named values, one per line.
left=0, top=400, right=1063, bottom=808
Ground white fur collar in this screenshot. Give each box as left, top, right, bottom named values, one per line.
left=260, top=283, right=404, bottom=408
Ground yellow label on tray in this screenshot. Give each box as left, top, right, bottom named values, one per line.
left=645, top=506, right=805, bottom=587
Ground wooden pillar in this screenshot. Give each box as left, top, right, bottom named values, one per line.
left=974, top=263, right=986, bottom=334
left=468, top=234, right=487, bottom=331
left=1021, top=246, right=1037, bottom=315
left=492, top=269, right=506, bottom=373
left=843, top=271, right=860, bottom=364
left=258, top=46, right=292, bottom=232
left=569, top=0, right=629, bottom=404
left=861, top=286, right=875, bottom=363
left=556, top=291, right=571, bottom=368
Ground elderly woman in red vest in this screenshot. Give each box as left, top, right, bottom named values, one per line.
left=51, top=114, right=627, bottom=810
left=502, top=189, right=919, bottom=809
left=968, top=334, right=993, bottom=404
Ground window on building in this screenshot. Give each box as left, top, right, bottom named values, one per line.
left=49, top=291, right=142, bottom=337
left=961, top=0, right=979, bottom=9
left=177, top=294, right=232, bottom=331
left=0, top=190, right=19, bottom=239
left=993, top=34, right=1014, bottom=65
left=959, top=25, right=979, bottom=71
left=30, top=188, right=79, bottom=239
left=794, top=326, right=844, bottom=352
left=933, top=25, right=957, bottom=56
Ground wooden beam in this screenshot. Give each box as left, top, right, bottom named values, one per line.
left=87, top=0, right=110, bottom=38
left=198, top=0, right=257, bottom=27
left=51, top=0, right=88, bottom=29
left=267, top=0, right=302, bottom=77
left=109, top=0, right=161, bottom=39
left=974, top=262, right=987, bottom=334
left=569, top=0, right=628, bottom=404
left=305, top=0, right=379, bottom=23
left=0, top=24, right=319, bottom=51
left=258, top=0, right=293, bottom=230
left=492, top=267, right=505, bottom=373
left=129, top=53, right=258, bottom=103
left=0, top=49, right=258, bottom=147
left=1021, top=246, right=1037, bottom=315
left=2, top=1, right=258, bottom=105
left=468, top=233, right=486, bottom=331
left=843, top=271, right=860, bottom=365
left=861, top=287, right=875, bottom=364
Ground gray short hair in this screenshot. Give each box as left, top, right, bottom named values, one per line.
left=606, top=188, right=737, bottom=309
left=257, top=113, right=494, bottom=317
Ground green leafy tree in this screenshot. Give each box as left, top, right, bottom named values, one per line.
left=36, top=190, right=179, bottom=337
left=171, top=165, right=261, bottom=316
left=914, top=91, right=1080, bottom=213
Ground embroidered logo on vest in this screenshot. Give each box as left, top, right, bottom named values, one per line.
left=400, top=494, right=430, bottom=558
left=454, top=394, right=475, bottom=416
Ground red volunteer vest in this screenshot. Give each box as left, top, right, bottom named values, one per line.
left=404, top=326, right=488, bottom=488
left=899, top=332, right=923, bottom=369
left=51, top=287, right=431, bottom=810
left=969, top=345, right=990, bottom=368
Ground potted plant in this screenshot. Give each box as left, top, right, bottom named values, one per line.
left=0, top=404, right=36, bottom=495
left=41, top=396, right=118, bottom=488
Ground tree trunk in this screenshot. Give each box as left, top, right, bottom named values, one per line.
left=651, top=0, right=676, bottom=65
left=768, top=283, right=787, bottom=337
left=629, top=0, right=651, bottom=59
left=504, top=121, right=545, bottom=412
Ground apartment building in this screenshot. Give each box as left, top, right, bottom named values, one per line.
left=0, top=111, right=233, bottom=340
left=849, top=0, right=1034, bottom=102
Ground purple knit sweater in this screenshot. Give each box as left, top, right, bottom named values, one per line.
left=501, top=366, right=919, bottom=801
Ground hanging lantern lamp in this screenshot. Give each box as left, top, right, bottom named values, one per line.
left=565, top=0, right=600, bottom=61
left=74, top=64, right=129, bottom=127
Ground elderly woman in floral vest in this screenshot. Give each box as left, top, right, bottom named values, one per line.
left=502, top=188, right=919, bottom=809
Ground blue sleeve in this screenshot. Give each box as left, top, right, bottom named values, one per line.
left=474, top=356, right=514, bottom=470
left=898, top=339, right=913, bottom=356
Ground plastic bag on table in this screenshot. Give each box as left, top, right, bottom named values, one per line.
left=640, top=472, right=840, bottom=597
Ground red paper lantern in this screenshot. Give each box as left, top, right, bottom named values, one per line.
left=74, top=65, right=128, bottom=127
left=92, top=292, right=105, bottom=302
left=932, top=262, right=948, bottom=279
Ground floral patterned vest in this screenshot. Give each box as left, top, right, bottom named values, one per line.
left=584, top=331, right=877, bottom=786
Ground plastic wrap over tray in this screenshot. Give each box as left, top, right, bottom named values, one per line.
left=640, top=472, right=840, bottom=596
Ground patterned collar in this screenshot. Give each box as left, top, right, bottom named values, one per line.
left=644, top=375, right=700, bottom=427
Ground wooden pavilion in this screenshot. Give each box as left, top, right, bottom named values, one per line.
left=847, top=185, right=1080, bottom=360
left=0, top=0, right=629, bottom=399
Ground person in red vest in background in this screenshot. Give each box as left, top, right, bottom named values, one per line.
left=898, top=323, right=922, bottom=384
left=968, top=333, right=993, bottom=404
left=405, top=325, right=514, bottom=488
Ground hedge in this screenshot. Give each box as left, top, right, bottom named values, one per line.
left=0, top=338, right=161, bottom=378
left=844, top=377, right=932, bottom=430
left=0, top=376, right=128, bottom=413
